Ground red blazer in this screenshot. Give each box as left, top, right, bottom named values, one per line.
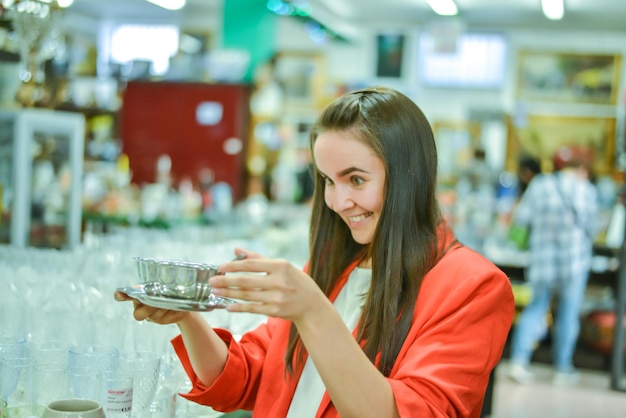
left=172, top=232, right=515, bottom=417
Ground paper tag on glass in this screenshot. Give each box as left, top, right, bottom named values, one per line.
left=107, top=387, right=133, bottom=414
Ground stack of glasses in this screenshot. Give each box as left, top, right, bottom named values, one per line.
left=0, top=338, right=162, bottom=418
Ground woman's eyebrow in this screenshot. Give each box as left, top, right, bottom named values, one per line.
left=317, top=166, right=370, bottom=179
left=338, top=167, right=370, bottom=177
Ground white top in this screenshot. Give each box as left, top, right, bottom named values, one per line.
left=286, top=267, right=372, bottom=417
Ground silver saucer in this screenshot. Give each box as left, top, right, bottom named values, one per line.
left=116, top=283, right=237, bottom=312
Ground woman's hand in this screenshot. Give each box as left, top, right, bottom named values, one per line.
left=113, top=290, right=191, bottom=324
left=210, top=248, right=329, bottom=323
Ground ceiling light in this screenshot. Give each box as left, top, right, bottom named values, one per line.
left=146, top=0, right=186, bottom=11
left=541, top=0, right=564, bottom=20
left=427, top=0, right=458, bottom=16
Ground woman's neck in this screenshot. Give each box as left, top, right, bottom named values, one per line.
left=358, top=259, right=372, bottom=269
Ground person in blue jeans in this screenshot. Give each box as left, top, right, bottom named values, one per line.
left=508, top=146, right=599, bottom=385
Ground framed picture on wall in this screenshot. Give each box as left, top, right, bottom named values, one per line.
left=507, top=114, right=616, bottom=175
left=275, top=51, right=326, bottom=112
left=376, top=33, right=405, bottom=78
left=517, top=51, right=622, bottom=105
left=433, top=121, right=482, bottom=184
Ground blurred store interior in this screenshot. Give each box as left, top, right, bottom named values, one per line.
left=0, top=0, right=626, bottom=416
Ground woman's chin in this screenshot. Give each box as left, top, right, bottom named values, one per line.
left=350, top=231, right=373, bottom=245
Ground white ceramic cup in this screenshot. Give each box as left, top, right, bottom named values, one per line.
left=42, top=399, right=105, bottom=418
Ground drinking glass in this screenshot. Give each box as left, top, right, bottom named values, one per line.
left=32, top=341, right=69, bottom=367
left=34, top=362, right=70, bottom=415
left=0, top=336, right=28, bottom=361
left=119, top=352, right=160, bottom=418
left=68, top=345, right=119, bottom=375
left=68, top=366, right=102, bottom=403
left=68, top=345, right=118, bottom=406
left=146, top=394, right=177, bottom=418
left=0, top=357, right=35, bottom=417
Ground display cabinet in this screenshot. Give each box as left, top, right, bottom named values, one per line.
left=0, top=108, right=85, bottom=249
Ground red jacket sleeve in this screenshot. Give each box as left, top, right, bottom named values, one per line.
left=172, top=320, right=270, bottom=412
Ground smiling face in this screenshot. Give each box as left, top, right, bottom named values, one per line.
left=313, top=130, right=386, bottom=245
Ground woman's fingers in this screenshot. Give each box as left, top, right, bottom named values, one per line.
left=217, top=257, right=289, bottom=276
left=114, top=290, right=132, bottom=301
left=131, top=299, right=156, bottom=321
left=226, top=300, right=272, bottom=314
left=113, top=291, right=180, bottom=323
left=213, top=285, right=276, bottom=304
left=144, top=307, right=188, bottom=324
left=210, top=272, right=271, bottom=304
left=233, top=247, right=262, bottom=260
left=211, top=269, right=267, bottom=288
left=132, top=301, right=187, bottom=324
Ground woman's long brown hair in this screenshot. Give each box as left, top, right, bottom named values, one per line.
left=285, top=87, right=443, bottom=376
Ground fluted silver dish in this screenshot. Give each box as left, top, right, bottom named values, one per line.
left=119, top=256, right=236, bottom=311
left=134, top=256, right=223, bottom=300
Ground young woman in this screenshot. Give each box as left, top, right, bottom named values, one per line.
left=115, top=87, right=514, bottom=417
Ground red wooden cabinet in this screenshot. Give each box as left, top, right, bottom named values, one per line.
left=120, top=81, right=251, bottom=201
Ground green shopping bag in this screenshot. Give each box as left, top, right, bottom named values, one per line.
left=508, top=223, right=530, bottom=251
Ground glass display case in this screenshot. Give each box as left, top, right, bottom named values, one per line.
left=0, top=108, right=85, bottom=249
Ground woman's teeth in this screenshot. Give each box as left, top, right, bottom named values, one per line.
left=348, top=213, right=371, bottom=222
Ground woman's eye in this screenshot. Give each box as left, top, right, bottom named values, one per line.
left=351, top=176, right=365, bottom=186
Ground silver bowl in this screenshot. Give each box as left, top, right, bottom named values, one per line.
left=134, top=257, right=221, bottom=301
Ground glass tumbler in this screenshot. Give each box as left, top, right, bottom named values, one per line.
left=68, top=345, right=119, bottom=375
left=0, top=336, right=28, bottom=361
left=68, top=345, right=119, bottom=405
left=0, top=357, right=35, bottom=417
left=34, top=362, right=70, bottom=415
left=68, top=366, right=102, bottom=403
left=119, top=351, right=161, bottom=418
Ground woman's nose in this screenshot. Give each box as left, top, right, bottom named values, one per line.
left=328, top=185, right=355, bottom=212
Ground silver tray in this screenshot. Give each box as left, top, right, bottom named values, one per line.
left=116, top=283, right=237, bottom=312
